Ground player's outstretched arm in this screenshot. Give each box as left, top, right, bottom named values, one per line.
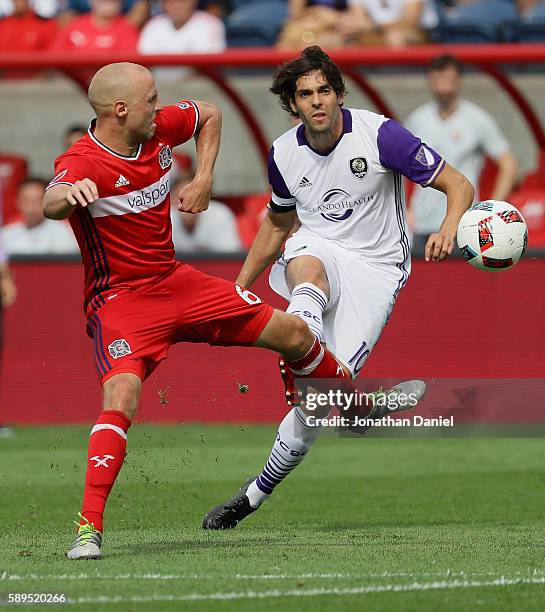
left=426, top=163, right=474, bottom=262
left=237, top=209, right=297, bottom=288
left=178, top=100, right=222, bottom=215
left=43, top=181, right=99, bottom=220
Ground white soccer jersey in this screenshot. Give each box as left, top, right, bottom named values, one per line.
left=269, top=108, right=444, bottom=275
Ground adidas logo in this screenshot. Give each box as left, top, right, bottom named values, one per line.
left=298, top=176, right=312, bottom=189
left=115, top=174, right=130, bottom=188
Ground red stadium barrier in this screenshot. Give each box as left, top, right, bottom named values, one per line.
left=1, top=258, right=543, bottom=425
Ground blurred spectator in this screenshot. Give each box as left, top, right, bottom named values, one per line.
left=52, top=0, right=138, bottom=52
left=405, top=55, right=518, bottom=244
left=64, top=0, right=150, bottom=28
left=518, top=0, right=542, bottom=15
left=341, top=0, right=438, bottom=46
left=139, top=0, right=225, bottom=78
left=199, top=0, right=229, bottom=18
left=0, top=0, right=57, bottom=51
left=1, top=178, right=78, bottom=255
left=277, top=0, right=436, bottom=48
left=0, top=0, right=58, bottom=78
left=0, top=151, right=27, bottom=225
left=64, top=124, right=88, bottom=150
left=170, top=169, right=242, bottom=254
left=277, top=0, right=350, bottom=49
left=0, top=0, right=57, bottom=18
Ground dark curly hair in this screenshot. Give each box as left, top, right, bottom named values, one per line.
left=270, top=46, right=347, bottom=118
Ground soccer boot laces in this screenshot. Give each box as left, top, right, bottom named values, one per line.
left=66, top=513, right=102, bottom=560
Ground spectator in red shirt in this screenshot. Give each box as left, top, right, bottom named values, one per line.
left=0, top=0, right=58, bottom=77
left=53, top=0, right=138, bottom=52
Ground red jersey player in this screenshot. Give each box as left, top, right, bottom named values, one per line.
left=44, top=62, right=358, bottom=560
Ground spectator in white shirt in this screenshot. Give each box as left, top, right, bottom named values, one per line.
left=405, top=55, right=518, bottom=245
left=139, top=0, right=225, bottom=79
left=340, top=0, right=438, bottom=46
left=1, top=178, right=79, bottom=255
left=170, top=167, right=242, bottom=254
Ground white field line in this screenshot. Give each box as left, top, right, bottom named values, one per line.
left=58, top=576, right=545, bottom=605
left=2, top=570, right=545, bottom=582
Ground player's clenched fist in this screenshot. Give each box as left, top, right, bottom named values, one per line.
left=66, top=179, right=99, bottom=207
left=425, top=231, right=455, bottom=262
left=177, top=177, right=211, bottom=214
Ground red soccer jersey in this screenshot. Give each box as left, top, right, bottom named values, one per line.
left=47, top=101, right=199, bottom=314
left=0, top=11, right=58, bottom=53
left=51, top=14, right=138, bottom=52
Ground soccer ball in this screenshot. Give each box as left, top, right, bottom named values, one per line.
left=457, top=200, right=528, bottom=271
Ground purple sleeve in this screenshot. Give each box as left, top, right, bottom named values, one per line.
left=377, top=119, right=445, bottom=187
left=267, top=146, right=296, bottom=213
left=268, top=147, right=292, bottom=199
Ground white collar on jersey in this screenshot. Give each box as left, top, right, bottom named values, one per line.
left=87, top=119, right=143, bottom=160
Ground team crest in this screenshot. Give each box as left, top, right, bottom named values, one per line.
left=415, top=145, right=435, bottom=168
left=158, top=145, right=172, bottom=170
left=349, top=157, right=368, bottom=179
left=108, top=339, right=132, bottom=359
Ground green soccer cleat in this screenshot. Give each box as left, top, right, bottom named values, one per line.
left=66, top=514, right=102, bottom=560
left=347, top=379, right=427, bottom=434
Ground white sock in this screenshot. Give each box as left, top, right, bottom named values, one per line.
left=286, top=282, right=328, bottom=342
left=246, top=406, right=324, bottom=508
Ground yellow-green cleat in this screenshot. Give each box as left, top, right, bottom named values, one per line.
left=66, top=514, right=102, bottom=560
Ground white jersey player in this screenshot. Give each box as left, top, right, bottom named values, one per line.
left=203, top=46, right=474, bottom=530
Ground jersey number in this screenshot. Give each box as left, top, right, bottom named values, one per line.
left=236, top=284, right=262, bottom=305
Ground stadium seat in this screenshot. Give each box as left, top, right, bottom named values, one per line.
left=509, top=189, right=545, bottom=247
left=519, top=150, right=545, bottom=191
left=226, top=0, right=288, bottom=47
left=228, top=0, right=256, bottom=7
left=514, top=3, right=545, bottom=41
left=439, top=0, right=519, bottom=43
left=478, top=157, right=498, bottom=201
left=236, top=193, right=269, bottom=248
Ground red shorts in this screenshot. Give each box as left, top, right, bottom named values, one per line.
left=85, top=262, right=274, bottom=385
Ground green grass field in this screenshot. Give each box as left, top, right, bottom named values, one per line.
left=1, top=424, right=545, bottom=610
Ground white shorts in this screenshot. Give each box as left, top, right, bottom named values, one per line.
left=269, top=231, right=408, bottom=378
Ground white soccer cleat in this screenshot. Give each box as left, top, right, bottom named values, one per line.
left=348, top=379, right=427, bottom=434
left=66, top=516, right=102, bottom=560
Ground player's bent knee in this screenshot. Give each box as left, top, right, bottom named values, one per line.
left=284, top=315, right=314, bottom=357
left=286, top=256, right=329, bottom=296
left=254, top=310, right=314, bottom=358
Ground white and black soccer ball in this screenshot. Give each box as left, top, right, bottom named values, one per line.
left=457, top=200, right=528, bottom=271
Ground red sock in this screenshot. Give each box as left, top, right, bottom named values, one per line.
left=287, top=339, right=366, bottom=418
left=80, top=409, right=131, bottom=532
left=287, top=338, right=349, bottom=380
